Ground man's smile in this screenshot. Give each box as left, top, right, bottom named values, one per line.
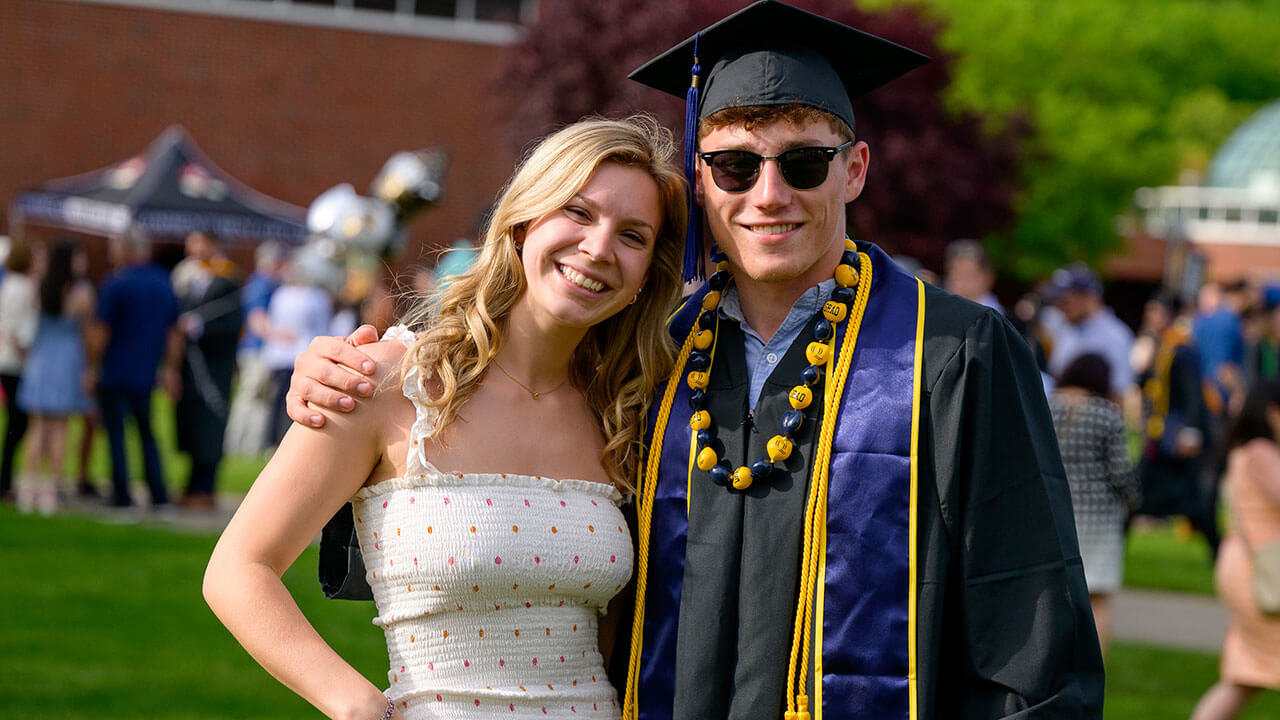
left=743, top=222, right=802, bottom=235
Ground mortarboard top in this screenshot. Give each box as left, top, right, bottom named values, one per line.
left=628, top=0, right=930, bottom=135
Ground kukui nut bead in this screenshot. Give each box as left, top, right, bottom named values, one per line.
left=788, top=386, right=813, bottom=410
left=767, top=435, right=794, bottom=462
left=805, top=342, right=831, bottom=366
left=696, top=446, right=719, bottom=471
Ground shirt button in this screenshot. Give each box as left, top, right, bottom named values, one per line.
left=765, top=352, right=779, bottom=364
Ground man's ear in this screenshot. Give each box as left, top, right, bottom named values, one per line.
left=694, top=165, right=707, bottom=207
left=844, top=141, right=870, bottom=204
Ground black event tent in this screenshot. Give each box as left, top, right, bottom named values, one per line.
left=12, top=125, right=307, bottom=245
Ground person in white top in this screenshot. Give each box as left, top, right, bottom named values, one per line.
left=0, top=238, right=41, bottom=500
left=203, top=116, right=687, bottom=720
left=255, top=260, right=336, bottom=446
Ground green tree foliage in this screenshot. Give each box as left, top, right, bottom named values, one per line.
left=905, top=0, right=1280, bottom=278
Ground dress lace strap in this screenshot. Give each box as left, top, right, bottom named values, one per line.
left=382, top=324, right=440, bottom=477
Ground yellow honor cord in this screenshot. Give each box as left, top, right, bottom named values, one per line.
left=1146, top=328, right=1184, bottom=440
left=907, top=277, right=926, bottom=720
left=785, top=252, right=872, bottom=718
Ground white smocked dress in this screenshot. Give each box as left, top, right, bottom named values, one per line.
left=351, top=327, right=633, bottom=719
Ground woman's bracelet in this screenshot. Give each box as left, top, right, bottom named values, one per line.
left=379, top=693, right=395, bottom=720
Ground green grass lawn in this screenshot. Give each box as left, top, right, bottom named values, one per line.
left=1107, top=643, right=1280, bottom=718
left=0, top=507, right=385, bottom=719
left=3, top=508, right=1280, bottom=718
left=1125, top=521, right=1218, bottom=595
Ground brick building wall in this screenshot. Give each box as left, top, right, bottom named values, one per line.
left=0, top=0, right=519, bottom=270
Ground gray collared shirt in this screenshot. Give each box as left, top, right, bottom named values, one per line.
left=718, top=279, right=837, bottom=410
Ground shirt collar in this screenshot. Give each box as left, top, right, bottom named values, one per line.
left=718, top=278, right=837, bottom=340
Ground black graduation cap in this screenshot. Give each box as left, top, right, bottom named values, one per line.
left=629, top=0, right=929, bottom=135
left=628, top=0, right=929, bottom=281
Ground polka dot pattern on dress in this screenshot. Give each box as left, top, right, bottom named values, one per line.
left=349, top=325, right=630, bottom=719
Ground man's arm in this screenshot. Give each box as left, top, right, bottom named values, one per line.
left=285, top=324, right=381, bottom=428
left=160, top=325, right=185, bottom=401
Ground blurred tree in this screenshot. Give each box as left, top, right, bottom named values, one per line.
left=897, top=0, right=1280, bottom=279
left=497, top=0, right=1025, bottom=271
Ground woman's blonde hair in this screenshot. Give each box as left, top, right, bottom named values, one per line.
left=401, top=115, right=687, bottom=490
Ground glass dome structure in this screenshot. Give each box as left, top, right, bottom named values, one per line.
left=1209, top=99, right=1280, bottom=191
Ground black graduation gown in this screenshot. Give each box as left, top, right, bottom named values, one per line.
left=913, top=284, right=1103, bottom=718
left=613, top=274, right=1104, bottom=720
left=176, top=274, right=242, bottom=464
left=1136, top=342, right=1208, bottom=518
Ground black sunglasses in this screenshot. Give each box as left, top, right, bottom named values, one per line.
left=698, top=140, right=854, bottom=193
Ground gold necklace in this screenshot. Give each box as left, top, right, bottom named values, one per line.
left=492, top=359, right=568, bottom=400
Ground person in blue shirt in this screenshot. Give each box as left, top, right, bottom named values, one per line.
left=86, top=226, right=181, bottom=510
left=1194, top=281, right=1245, bottom=414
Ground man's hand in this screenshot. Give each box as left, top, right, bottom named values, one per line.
left=179, top=311, right=204, bottom=340
left=286, top=324, right=381, bottom=428
left=1173, top=427, right=1204, bottom=459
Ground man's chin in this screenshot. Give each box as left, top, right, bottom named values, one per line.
left=734, top=263, right=804, bottom=287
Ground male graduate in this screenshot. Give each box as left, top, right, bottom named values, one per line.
left=285, top=2, right=1103, bottom=718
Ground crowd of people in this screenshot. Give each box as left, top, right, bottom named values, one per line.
left=937, top=239, right=1280, bottom=719
left=0, top=225, right=396, bottom=516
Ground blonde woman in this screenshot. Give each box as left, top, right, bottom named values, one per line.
left=203, top=115, right=686, bottom=720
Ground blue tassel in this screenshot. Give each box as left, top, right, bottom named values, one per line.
left=682, top=33, right=705, bottom=283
